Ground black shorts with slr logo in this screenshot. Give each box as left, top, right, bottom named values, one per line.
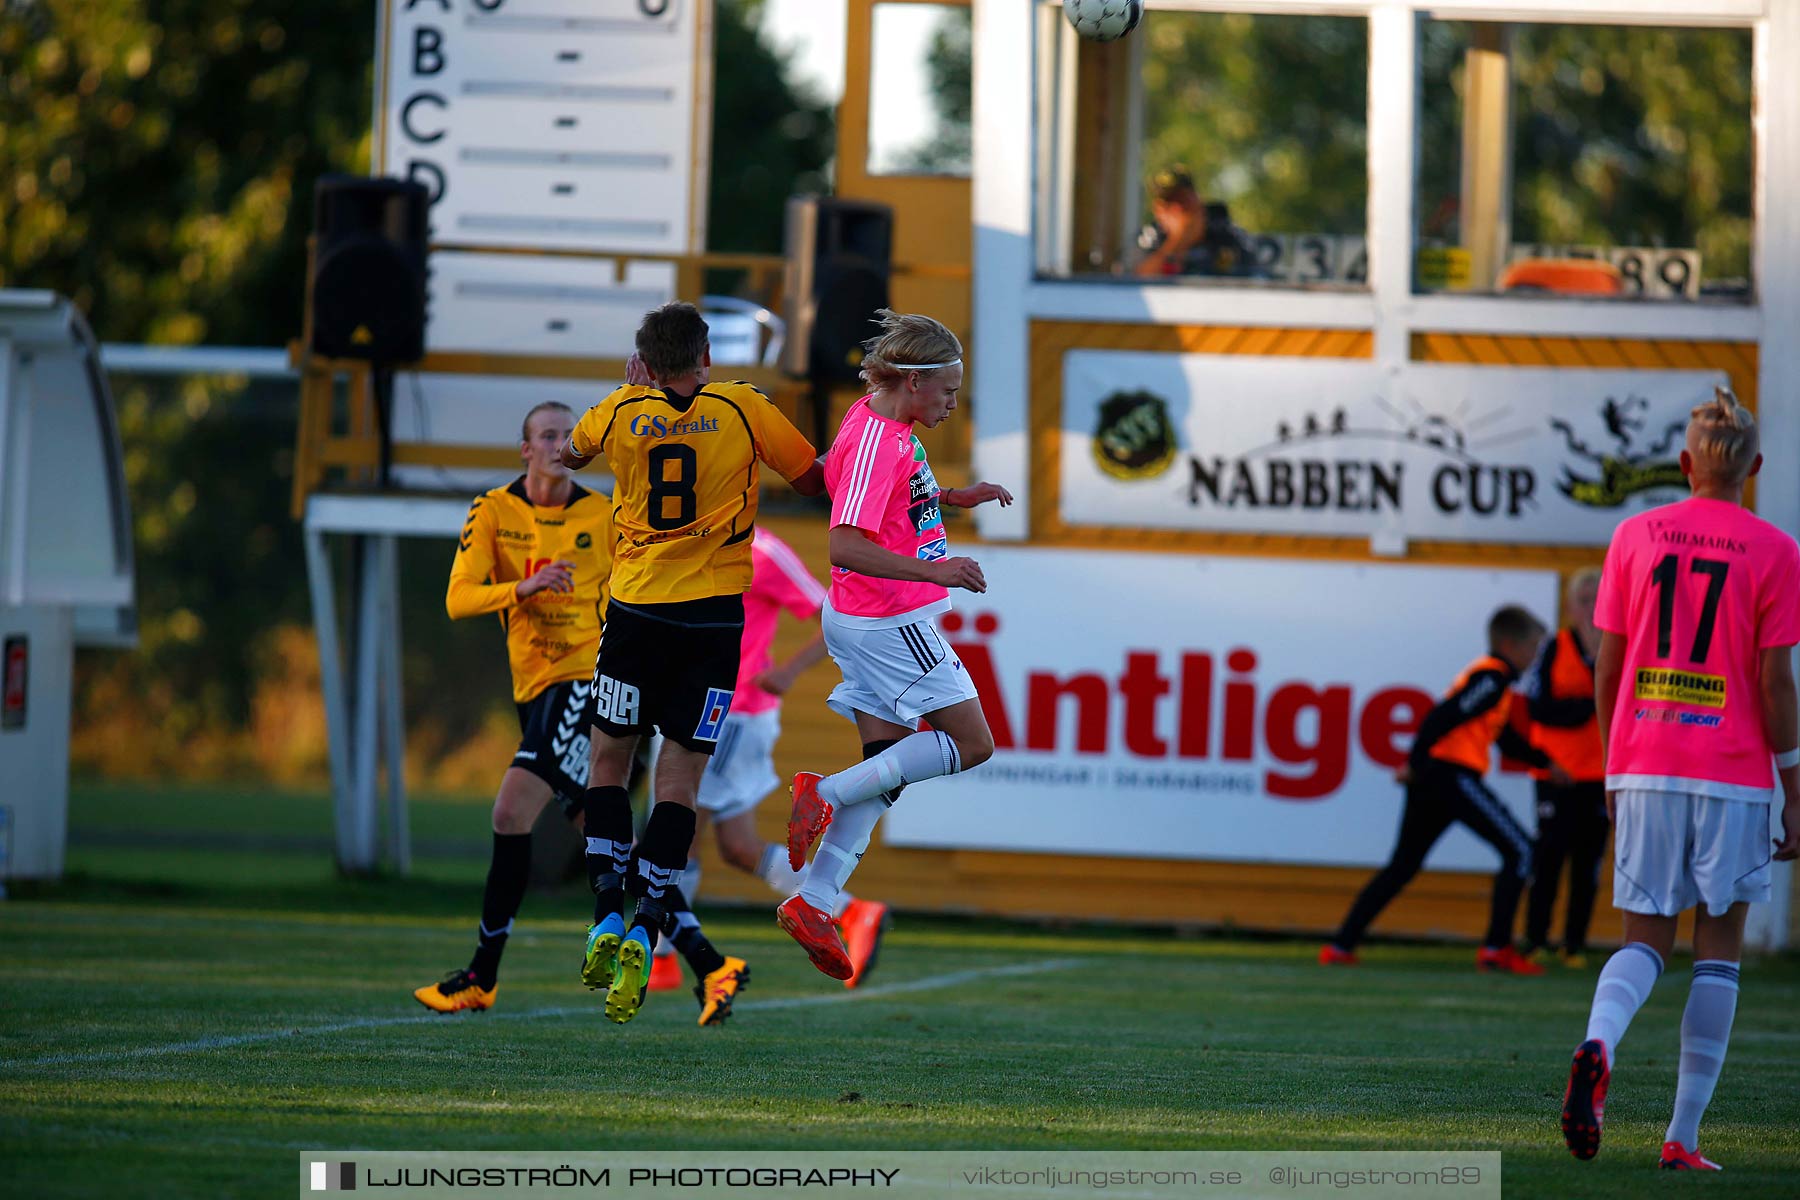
left=513, top=678, right=593, bottom=814
left=590, top=595, right=742, bottom=756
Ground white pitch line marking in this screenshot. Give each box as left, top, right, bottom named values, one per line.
left=3, top=958, right=1079, bottom=1070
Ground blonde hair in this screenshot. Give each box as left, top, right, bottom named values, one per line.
left=1687, top=386, right=1759, bottom=482
left=858, top=309, right=962, bottom=390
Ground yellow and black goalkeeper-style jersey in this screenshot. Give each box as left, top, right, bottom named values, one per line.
left=568, top=380, right=816, bottom=605
left=446, top=477, right=613, bottom=703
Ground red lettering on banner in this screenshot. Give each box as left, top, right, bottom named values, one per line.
left=1222, top=648, right=1258, bottom=762
left=1118, top=652, right=1169, bottom=757
left=1177, top=653, right=1212, bottom=757
left=1027, top=672, right=1109, bottom=753
left=1265, top=683, right=1353, bottom=799
left=942, top=614, right=1437, bottom=802
left=941, top=612, right=1015, bottom=749
left=1358, top=688, right=1432, bottom=768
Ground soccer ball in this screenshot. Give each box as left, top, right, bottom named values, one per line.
left=1064, top=0, right=1144, bottom=43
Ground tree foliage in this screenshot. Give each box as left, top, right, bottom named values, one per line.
left=1141, top=11, right=1369, bottom=236
left=0, top=0, right=374, bottom=342
left=894, top=6, right=972, bottom=176
left=1134, top=10, right=1752, bottom=286
left=708, top=0, right=836, bottom=257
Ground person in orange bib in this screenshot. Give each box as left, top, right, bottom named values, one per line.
left=1520, top=569, right=1608, bottom=967
left=1322, top=606, right=1569, bottom=974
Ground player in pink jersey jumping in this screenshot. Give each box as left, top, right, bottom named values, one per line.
left=1561, top=387, right=1800, bottom=1171
left=778, top=310, right=1014, bottom=978
left=646, top=528, right=896, bottom=992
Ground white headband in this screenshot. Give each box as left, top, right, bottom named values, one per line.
left=889, top=359, right=961, bottom=370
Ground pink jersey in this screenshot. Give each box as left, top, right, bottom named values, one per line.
left=1597, top=497, right=1800, bottom=802
left=732, top=529, right=827, bottom=716
left=824, top=396, right=951, bottom=625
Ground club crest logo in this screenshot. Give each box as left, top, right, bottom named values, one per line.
left=1092, top=390, right=1176, bottom=481
left=1551, top=394, right=1688, bottom=508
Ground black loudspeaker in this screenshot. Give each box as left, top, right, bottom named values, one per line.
left=309, top=175, right=430, bottom=363
left=782, top=196, right=893, bottom=383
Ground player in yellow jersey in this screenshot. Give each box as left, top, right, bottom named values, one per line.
left=561, top=301, right=825, bottom=1024
left=413, top=400, right=743, bottom=1019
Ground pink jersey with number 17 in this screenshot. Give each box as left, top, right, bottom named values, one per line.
left=1596, top=496, right=1800, bottom=802
left=823, top=395, right=951, bottom=625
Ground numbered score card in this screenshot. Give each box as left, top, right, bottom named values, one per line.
left=1248, top=234, right=1367, bottom=285
left=1242, top=235, right=1702, bottom=299
left=1508, top=244, right=1703, bottom=300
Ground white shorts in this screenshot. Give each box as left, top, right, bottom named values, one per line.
left=823, top=603, right=980, bottom=729
left=693, top=708, right=782, bottom=821
left=1612, top=789, right=1774, bottom=918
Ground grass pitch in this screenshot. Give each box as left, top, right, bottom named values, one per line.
left=2, top=783, right=1797, bottom=1198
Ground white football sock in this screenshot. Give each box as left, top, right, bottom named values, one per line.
left=1666, top=960, right=1740, bottom=1152
left=816, top=730, right=960, bottom=808
left=1584, top=941, right=1664, bottom=1067
left=678, top=856, right=702, bottom=904
left=796, top=799, right=884, bottom=915
left=756, top=842, right=805, bottom=895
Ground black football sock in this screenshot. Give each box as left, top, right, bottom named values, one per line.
left=468, top=832, right=531, bottom=989
left=581, top=785, right=633, bottom=923
left=628, top=802, right=698, bottom=951
left=665, top=886, right=728, bottom=979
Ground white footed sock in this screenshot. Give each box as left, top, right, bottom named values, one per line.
left=756, top=842, right=805, bottom=895
left=796, top=799, right=885, bottom=915
left=1666, top=960, right=1740, bottom=1152
left=1584, top=941, right=1665, bottom=1067
left=816, top=730, right=960, bottom=808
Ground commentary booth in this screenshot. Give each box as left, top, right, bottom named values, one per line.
left=688, top=0, right=1800, bottom=952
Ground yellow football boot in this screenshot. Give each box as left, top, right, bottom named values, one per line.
left=582, top=913, right=624, bottom=990
left=696, top=957, right=751, bottom=1027
left=604, top=927, right=653, bottom=1024
left=413, top=967, right=495, bottom=1014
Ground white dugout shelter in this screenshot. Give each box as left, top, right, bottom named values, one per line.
left=0, top=291, right=135, bottom=884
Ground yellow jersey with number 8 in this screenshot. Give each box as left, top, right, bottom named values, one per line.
left=569, top=381, right=816, bottom=604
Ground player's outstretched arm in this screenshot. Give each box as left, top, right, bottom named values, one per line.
left=561, top=394, right=621, bottom=470
left=788, top=457, right=827, bottom=497
left=1758, top=644, right=1800, bottom=860
left=941, top=482, right=1014, bottom=509
left=828, top=524, right=986, bottom=593
left=755, top=631, right=828, bottom=696
left=446, top=500, right=517, bottom=620
left=559, top=436, right=594, bottom=470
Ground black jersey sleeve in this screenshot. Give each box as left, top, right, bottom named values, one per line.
left=1520, top=633, right=1596, bottom=728
left=1408, top=669, right=1510, bottom=770
left=1496, top=721, right=1553, bottom=770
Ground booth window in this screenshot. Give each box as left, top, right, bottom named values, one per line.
left=1415, top=21, right=1753, bottom=302
left=1035, top=3, right=1368, bottom=286
left=867, top=4, right=972, bottom=177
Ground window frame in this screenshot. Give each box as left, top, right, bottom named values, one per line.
left=1029, top=0, right=1377, bottom=291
